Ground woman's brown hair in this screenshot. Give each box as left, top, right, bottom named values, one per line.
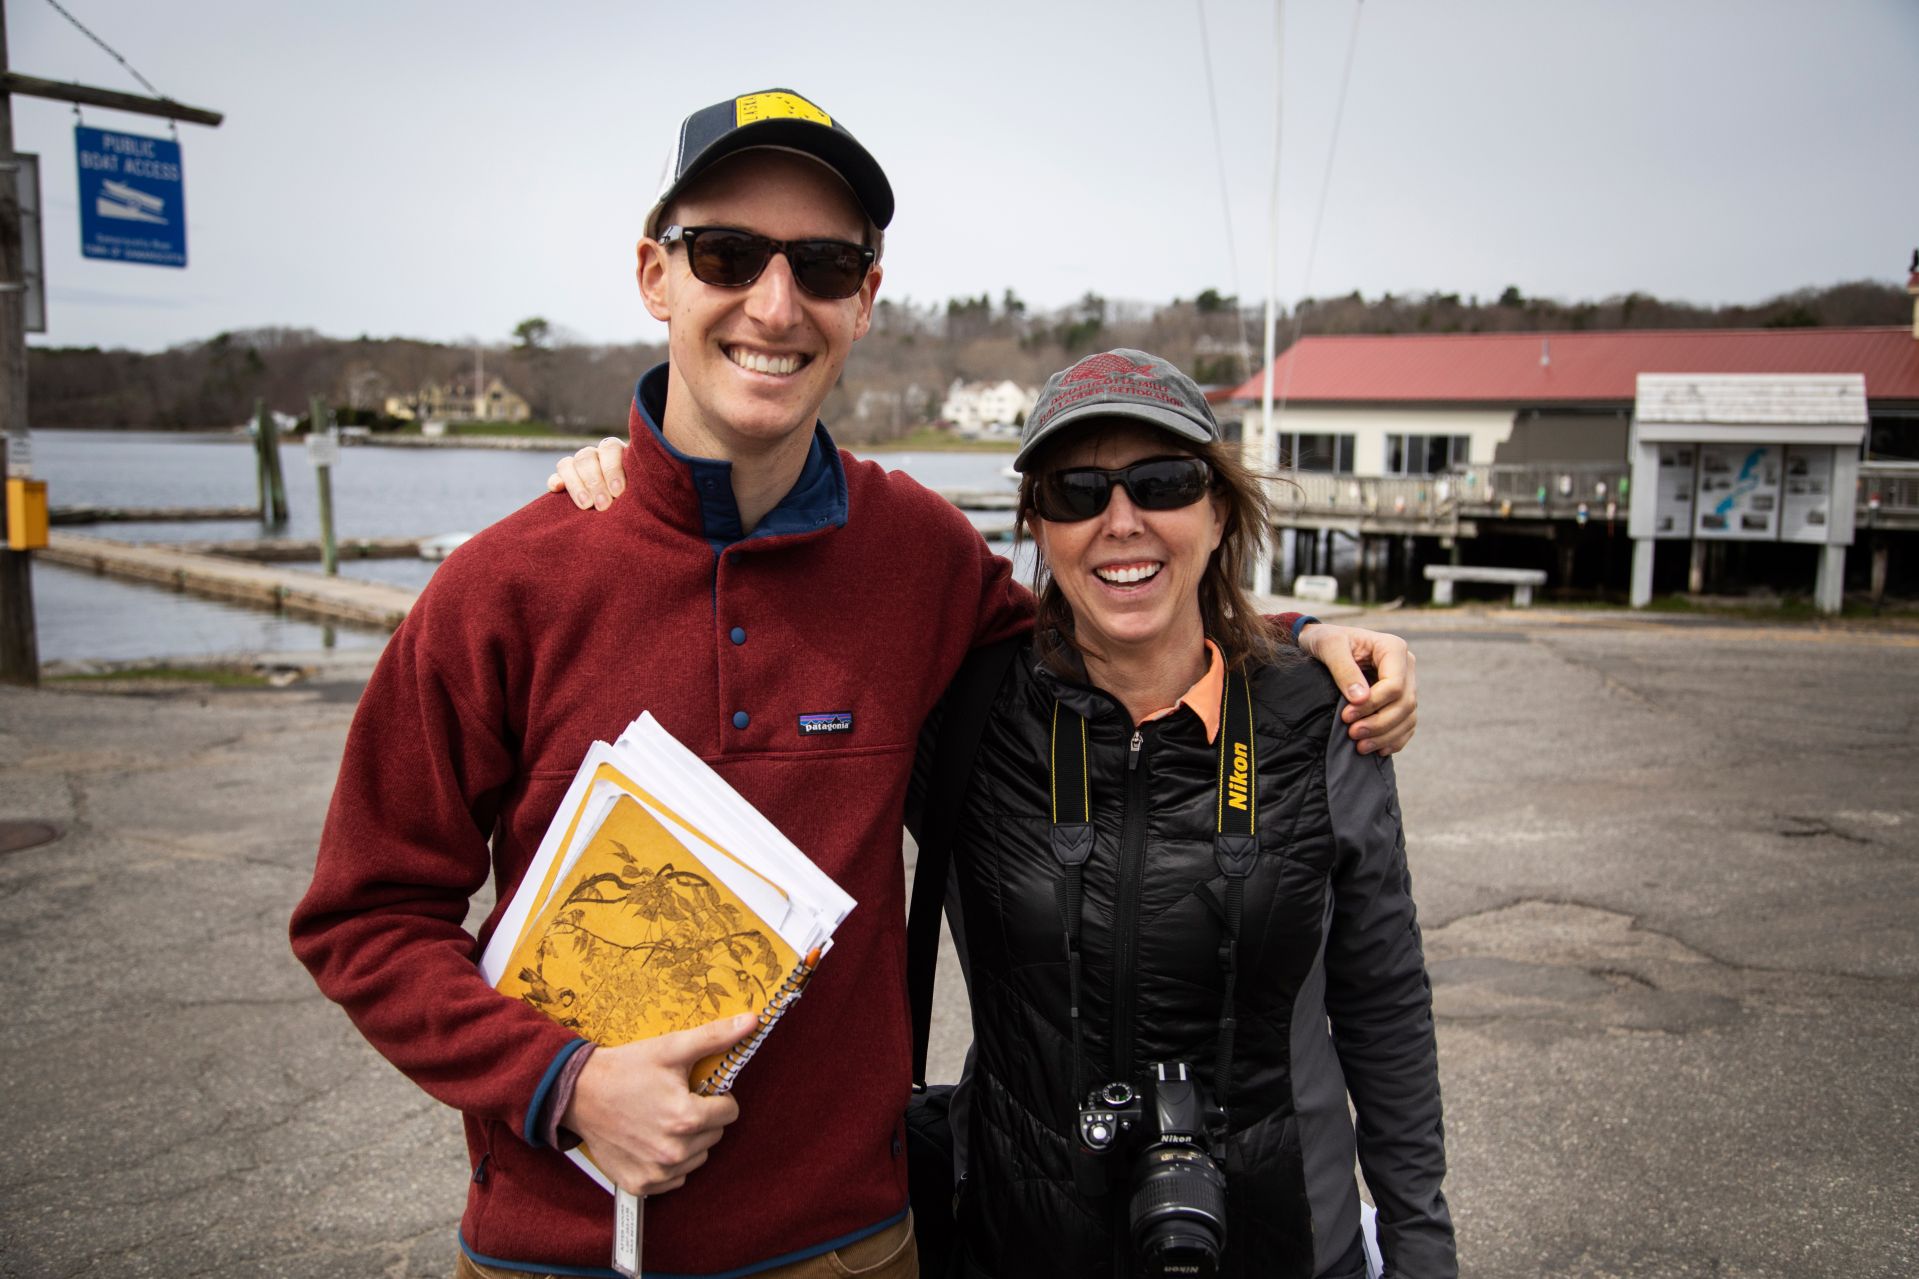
left=1014, top=420, right=1294, bottom=674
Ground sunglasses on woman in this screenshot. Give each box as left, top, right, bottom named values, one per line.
left=1032, top=456, right=1215, bottom=523
left=658, top=225, right=876, bottom=300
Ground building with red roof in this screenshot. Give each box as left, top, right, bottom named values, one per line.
left=1227, top=325, right=1919, bottom=476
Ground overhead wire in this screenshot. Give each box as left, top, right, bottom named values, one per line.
left=41, top=0, right=171, bottom=102
left=1274, top=0, right=1366, bottom=423
left=1193, top=0, right=1258, bottom=381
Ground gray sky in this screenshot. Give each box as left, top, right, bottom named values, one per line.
left=10, top=0, right=1916, bottom=353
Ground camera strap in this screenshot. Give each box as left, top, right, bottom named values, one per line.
left=1048, top=698, right=1096, bottom=1121
left=1048, top=663, right=1259, bottom=1137
left=1212, top=668, right=1258, bottom=1136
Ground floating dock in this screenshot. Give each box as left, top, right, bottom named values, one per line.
left=52, top=504, right=262, bottom=525
left=41, top=533, right=416, bottom=631
left=170, top=535, right=429, bottom=562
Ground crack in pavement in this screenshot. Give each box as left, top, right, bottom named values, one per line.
left=1775, top=813, right=1873, bottom=844
left=1418, top=897, right=1915, bottom=1037
left=1425, top=893, right=1912, bottom=987
left=1529, top=636, right=1663, bottom=713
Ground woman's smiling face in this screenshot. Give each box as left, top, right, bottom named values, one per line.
left=1029, top=419, right=1227, bottom=665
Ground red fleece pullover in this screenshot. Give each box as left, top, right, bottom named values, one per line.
left=291, top=401, right=1029, bottom=1275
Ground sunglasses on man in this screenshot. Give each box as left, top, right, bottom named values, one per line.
left=1032, top=456, right=1216, bottom=523
left=658, top=225, right=875, bottom=300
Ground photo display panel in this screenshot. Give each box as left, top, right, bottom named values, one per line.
left=1652, top=444, right=1695, bottom=538
left=1779, top=446, right=1835, bottom=544
left=1693, top=444, right=1781, bottom=541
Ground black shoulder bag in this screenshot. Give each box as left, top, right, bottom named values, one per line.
left=905, top=637, right=1021, bottom=1279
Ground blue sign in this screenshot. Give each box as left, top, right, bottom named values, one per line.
left=74, top=126, right=186, bottom=268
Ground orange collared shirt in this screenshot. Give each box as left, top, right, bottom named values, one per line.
left=1138, top=639, right=1225, bottom=743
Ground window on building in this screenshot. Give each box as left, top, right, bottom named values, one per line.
left=1278, top=432, right=1355, bottom=473
left=1867, top=414, right=1919, bottom=462
left=1386, top=433, right=1472, bottom=476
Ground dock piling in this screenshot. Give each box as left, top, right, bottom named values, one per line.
left=310, top=395, right=338, bottom=576
left=255, top=401, right=288, bottom=526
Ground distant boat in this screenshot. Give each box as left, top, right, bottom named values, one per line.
left=419, top=533, right=473, bottom=561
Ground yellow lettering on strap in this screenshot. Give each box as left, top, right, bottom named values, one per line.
left=1226, top=740, right=1252, bottom=812
left=735, top=92, right=831, bottom=128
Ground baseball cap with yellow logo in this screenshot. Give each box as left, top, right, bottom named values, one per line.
left=642, top=88, right=894, bottom=241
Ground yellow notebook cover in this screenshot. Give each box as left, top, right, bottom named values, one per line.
left=495, top=794, right=807, bottom=1089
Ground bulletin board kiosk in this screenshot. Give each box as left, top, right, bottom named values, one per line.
left=1628, top=374, right=1866, bottom=614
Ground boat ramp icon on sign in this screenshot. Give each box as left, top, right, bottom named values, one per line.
left=97, top=180, right=168, bottom=225
left=74, top=126, right=187, bottom=268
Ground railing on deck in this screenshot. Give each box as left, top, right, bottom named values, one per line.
left=1449, top=463, right=1629, bottom=516
left=1269, top=463, right=1628, bottom=526
left=1272, top=471, right=1452, bottom=523
left=1266, top=460, right=1919, bottom=530
left=1860, top=462, right=1919, bottom=525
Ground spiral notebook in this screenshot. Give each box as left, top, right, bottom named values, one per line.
left=478, top=711, right=855, bottom=1179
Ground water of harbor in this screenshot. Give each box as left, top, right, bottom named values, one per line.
left=32, top=430, right=1024, bottom=664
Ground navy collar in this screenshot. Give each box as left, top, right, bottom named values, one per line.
left=633, top=363, right=848, bottom=549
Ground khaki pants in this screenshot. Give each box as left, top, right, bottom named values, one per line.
left=454, top=1211, right=918, bottom=1279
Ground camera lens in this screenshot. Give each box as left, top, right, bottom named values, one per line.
left=1128, top=1147, right=1227, bottom=1278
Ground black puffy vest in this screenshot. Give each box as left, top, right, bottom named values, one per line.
left=955, top=645, right=1348, bottom=1279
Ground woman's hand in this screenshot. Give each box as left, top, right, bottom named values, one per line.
left=1296, top=623, right=1417, bottom=756
left=546, top=437, right=629, bottom=509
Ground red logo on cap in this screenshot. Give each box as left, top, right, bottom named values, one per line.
left=1062, top=353, right=1157, bottom=384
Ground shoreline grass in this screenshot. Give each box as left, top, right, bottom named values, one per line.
left=49, top=665, right=274, bottom=688
left=848, top=428, right=1016, bottom=454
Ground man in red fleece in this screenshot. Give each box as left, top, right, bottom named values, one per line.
left=292, top=88, right=1418, bottom=1279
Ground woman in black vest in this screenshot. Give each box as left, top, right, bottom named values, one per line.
left=927, top=350, right=1454, bottom=1279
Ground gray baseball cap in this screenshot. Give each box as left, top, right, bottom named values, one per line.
left=1014, top=349, right=1222, bottom=471
left=642, top=88, right=893, bottom=241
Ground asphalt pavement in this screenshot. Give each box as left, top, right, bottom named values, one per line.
left=1, top=610, right=1914, bottom=1278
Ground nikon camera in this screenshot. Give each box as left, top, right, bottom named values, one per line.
left=1077, top=1062, right=1229, bottom=1278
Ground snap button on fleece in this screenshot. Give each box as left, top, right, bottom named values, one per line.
left=732, top=711, right=750, bottom=729
left=730, top=627, right=746, bottom=645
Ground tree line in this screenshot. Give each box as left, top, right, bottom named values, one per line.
left=26, top=278, right=1910, bottom=444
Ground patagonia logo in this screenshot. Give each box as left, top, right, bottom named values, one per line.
left=798, top=712, right=854, bottom=737
left=1226, top=741, right=1252, bottom=812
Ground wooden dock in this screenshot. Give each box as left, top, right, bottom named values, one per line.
left=52, top=504, right=262, bottom=525
left=172, top=536, right=429, bottom=562
left=936, top=488, right=1019, bottom=511
left=41, top=533, right=416, bottom=631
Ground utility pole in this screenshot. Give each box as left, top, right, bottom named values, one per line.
left=0, top=0, right=221, bottom=685
left=0, top=10, right=35, bottom=683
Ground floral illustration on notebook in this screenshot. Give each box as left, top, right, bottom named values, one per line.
left=496, top=793, right=800, bottom=1056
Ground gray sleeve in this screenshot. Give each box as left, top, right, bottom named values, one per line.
left=1323, top=721, right=1457, bottom=1278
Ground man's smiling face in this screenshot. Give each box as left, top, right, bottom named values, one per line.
left=637, top=149, right=881, bottom=462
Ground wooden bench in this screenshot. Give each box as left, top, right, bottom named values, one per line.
left=1291, top=574, right=1339, bottom=604
left=1424, top=564, right=1548, bottom=607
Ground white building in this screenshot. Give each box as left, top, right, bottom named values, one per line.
left=939, top=378, right=1037, bottom=436
left=384, top=375, right=532, bottom=425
